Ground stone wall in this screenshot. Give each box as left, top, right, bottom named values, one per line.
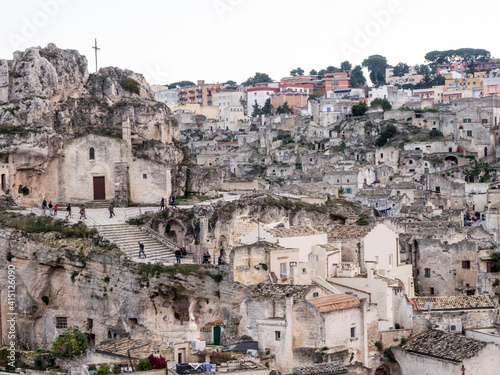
left=186, top=167, right=223, bottom=193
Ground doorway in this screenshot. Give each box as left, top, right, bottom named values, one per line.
left=93, top=176, right=105, bottom=200
left=213, top=326, right=221, bottom=345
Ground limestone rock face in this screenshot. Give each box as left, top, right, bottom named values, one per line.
left=0, top=44, right=182, bottom=205
left=0, top=229, right=250, bottom=349
left=187, top=167, right=224, bottom=193
left=9, top=43, right=88, bottom=103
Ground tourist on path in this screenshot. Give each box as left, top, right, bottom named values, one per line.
left=48, top=201, right=53, bottom=216
left=42, top=198, right=47, bottom=216
left=79, top=205, right=86, bottom=220
left=66, top=203, right=72, bottom=218
left=54, top=204, right=58, bottom=216
left=175, top=248, right=182, bottom=264
left=169, top=193, right=176, bottom=208
left=160, top=197, right=165, bottom=211
left=108, top=202, right=115, bottom=218
left=138, top=242, right=146, bottom=258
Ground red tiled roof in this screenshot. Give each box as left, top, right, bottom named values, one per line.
left=308, top=294, right=360, bottom=312
left=247, top=87, right=279, bottom=92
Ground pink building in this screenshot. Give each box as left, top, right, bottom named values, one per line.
left=483, top=78, right=500, bottom=97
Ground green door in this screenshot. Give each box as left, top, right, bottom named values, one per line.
left=213, top=326, right=221, bottom=345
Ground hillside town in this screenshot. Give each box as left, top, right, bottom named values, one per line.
left=2, top=43, right=500, bottom=375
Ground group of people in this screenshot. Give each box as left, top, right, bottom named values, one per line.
left=160, top=193, right=176, bottom=210
left=41, top=198, right=58, bottom=216
left=174, top=247, right=188, bottom=264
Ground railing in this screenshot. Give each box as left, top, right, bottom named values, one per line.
left=124, top=206, right=142, bottom=222
left=141, top=226, right=179, bottom=251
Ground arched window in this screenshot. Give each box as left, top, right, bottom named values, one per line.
left=89, top=148, right=95, bottom=160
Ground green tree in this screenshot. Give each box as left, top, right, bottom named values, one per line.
left=362, top=55, right=388, bottom=85
left=242, top=72, right=272, bottom=87
left=351, top=102, right=368, bottom=116
left=51, top=326, right=89, bottom=358
left=350, top=65, right=366, bottom=88
left=371, top=98, right=392, bottom=111
left=224, top=80, right=237, bottom=86
left=326, top=65, right=340, bottom=73
left=290, top=67, right=304, bottom=76
left=120, top=78, right=140, bottom=95
left=429, top=129, right=443, bottom=138
left=277, top=101, right=293, bottom=114
left=317, top=69, right=327, bottom=76
left=251, top=103, right=262, bottom=117
left=96, top=364, right=111, bottom=375
left=340, top=60, right=352, bottom=73
left=415, top=64, right=431, bottom=75
left=376, top=124, right=397, bottom=146
left=309, top=69, right=318, bottom=75
left=167, top=81, right=195, bottom=89
left=392, top=63, right=409, bottom=77
left=261, top=98, right=273, bottom=115
left=137, top=359, right=151, bottom=371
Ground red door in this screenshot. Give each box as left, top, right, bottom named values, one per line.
left=93, top=176, right=105, bottom=200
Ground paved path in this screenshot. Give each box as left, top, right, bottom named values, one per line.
left=9, top=192, right=242, bottom=225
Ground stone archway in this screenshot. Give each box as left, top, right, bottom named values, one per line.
left=165, top=219, right=186, bottom=246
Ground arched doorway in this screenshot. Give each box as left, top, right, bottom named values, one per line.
left=165, top=219, right=186, bottom=246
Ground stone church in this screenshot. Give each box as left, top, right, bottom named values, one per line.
left=0, top=44, right=181, bottom=207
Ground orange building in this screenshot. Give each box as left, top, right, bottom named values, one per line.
left=271, top=91, right=309, bottom=114
left=322, top=72, right=350, bottom=93
left=178, top=80, right=222, bottom=106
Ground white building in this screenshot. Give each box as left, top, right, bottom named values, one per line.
left=246, top=87, right=279, bottom=117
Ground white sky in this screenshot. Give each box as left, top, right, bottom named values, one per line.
left=1, top=0, right=499, bottom=85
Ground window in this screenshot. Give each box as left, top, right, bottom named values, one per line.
left=380, top=153, right=383, bottom=158
left=315, top=256, right=319, bottom=262
left=89, top=148, right=95, bottom=160
left=425, top=268, right=431, bottom=278
left=409, top=160, right=413, bottom=164
left=313, top=292, right=319, bottom=298
left=303, top=268, right=307, bottom=274
left=350, top=327, right=356, bottom=338
left=435, top=186, right=441, bottom=193
left=430, top=287, right=435, bottom=295
left=462, top=260, right=471, bottom=269
left=280, top=263, right=287, bottom=279
left=482, top=119, right=488, bottom=124
left=467, top=130, right=472, bottom=137
left=143, top=174, right=147, bottom=179
left=345, top=188, right=352, bottom=194
left=56, top=317, right=68, bottom=329
left=389, top=254, right=393, bottom=267
left=275, top=331, right=281, bottom=340
left=463, top=118, right=471, bottom=123
left=87, top=318, right=93, bottom=331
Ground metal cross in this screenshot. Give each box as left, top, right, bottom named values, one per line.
left=92, top=38, right=100, bottom=73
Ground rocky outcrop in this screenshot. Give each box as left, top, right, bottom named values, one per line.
left=0, top=228, right=249, bottom=349
left=187, top=167, right=224, bottom=193
left=0, top=44, right=183, bottom=205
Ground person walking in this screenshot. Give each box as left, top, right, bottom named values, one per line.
left=160, top=197, right=165, bottom=211
left=48, top=201, right=53, bottom=216
left=79, top=205, right=86, bottom=220
left=108, top=202, right=115, bottom=218
left=181, top=247, right=187, bottom=258
left=175, top=248, right=182, bottom=264
left=66, top=203, right=72, bottom=218
left=169, top=193, right=176, bottom=208
left=138, top=242, right=146, bottom=259
left=54, top=204, right=58, bottom=216
left=42, top=198, right=47, bottom=216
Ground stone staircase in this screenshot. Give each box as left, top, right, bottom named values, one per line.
left=96, top=223, right=187, bottom=264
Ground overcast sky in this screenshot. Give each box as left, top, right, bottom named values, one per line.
left=1, top=0, right=499, bottom=86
